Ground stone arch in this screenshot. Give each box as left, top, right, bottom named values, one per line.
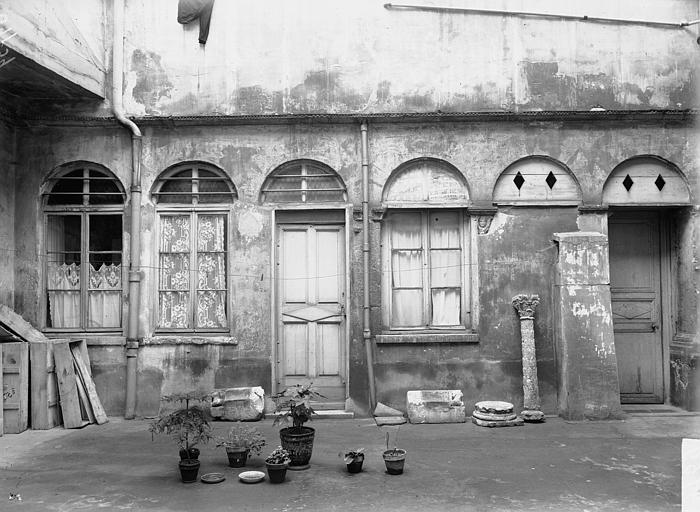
left=493, top=156, right=582, bottom=206
left=602, top=155, right=692, bottom=206
left=151, top=161, right=237, bottom=204
left=382, top=158, right=469, bottom=206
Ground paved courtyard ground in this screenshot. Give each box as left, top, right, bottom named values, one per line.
left=1, top=413, right=698, bottom=511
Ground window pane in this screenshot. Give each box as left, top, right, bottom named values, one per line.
left=196, top=291, right=227, bottom=328
left=392, top=289, right=423, bottom=327
left=161, top=216, right=190, bottom=252
left=429, top=211, right=460, bottom=248
left=392, top=250, right=422, bottom=287
left=158, top=170, right=193, bottom=203
left=430, top=249, right=461, bottom=287
left=431, top=289, right=461, bottom=326
left=89, top=215, right=122, bottom=257
left=47, top=171, right=83, bottom=205
left=197, top=215, right=225, bottom=252
left=46, top=215, right=81, bottom=328
left=88, top=291, right=121, bottom=328
left=389, top=211, right=422, bottom=248
left=198, top=169, right=233, bottom=203
left=160, top=254, right=190, bottom=290
left=88, top=170, right=123, bottom=205
left=158, top=291, right=190, bottom=328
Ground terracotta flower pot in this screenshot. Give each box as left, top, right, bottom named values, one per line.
left=382, top=449, right=406, bottom=475
left=178, top=459, right=200, bottom=483
left=266, top=462, right=288, bottom=483
left=279, top=426, right=315, bottom=470
left=226, top=447, right=249, bottom=468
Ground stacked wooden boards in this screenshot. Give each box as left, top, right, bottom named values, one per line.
left=0, top=304, right=108, bottom=433
left=53, top=339, right=108, bottom=428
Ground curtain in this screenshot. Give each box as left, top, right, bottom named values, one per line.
left=429, top=211, right=461, bottom=326
left=88, top=263, right=122, bottom=328
left=48, top=263, right=81, bottom=328
left=159, top=216, right=191, bottom=328
left=197, top=215, right=227, bottom=328
left=390, top=212, right=423, bottom=327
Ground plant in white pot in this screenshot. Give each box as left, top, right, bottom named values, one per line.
left=216, top=423, right=266, bottom=468
left=272, top=382, right=325, bottom=470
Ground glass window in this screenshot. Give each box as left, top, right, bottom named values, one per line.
left=384, top=210, right=465, bottom=329
left=44, top=167, right=124, bottom=330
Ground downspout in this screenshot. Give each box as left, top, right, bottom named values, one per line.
left=360, top=120, right=377, bottom=411
left=113, top=0, right=142, bottom=419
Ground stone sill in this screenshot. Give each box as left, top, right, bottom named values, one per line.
left=44, top=334, right=126, bottom=346
left=142, top=336, right=238, bottom=346
left=375, top=332, right=479, bottom=344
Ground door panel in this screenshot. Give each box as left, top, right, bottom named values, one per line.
left=277, top=221, right=346, bottom=403
left=609, top=211, right=663, bottom=403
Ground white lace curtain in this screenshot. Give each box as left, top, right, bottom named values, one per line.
left=159, top=214, right=227, bottom=329
left=48, top=262, right=121, bottom=328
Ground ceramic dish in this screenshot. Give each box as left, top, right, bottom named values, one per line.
left=200, top=472, right=226, bottom=484
left=238, top=470, right=265, bottom=484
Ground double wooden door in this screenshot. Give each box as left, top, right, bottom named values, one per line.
left=276, top=216, right=346, bottom=404
left=609, top=211, right=664, bottom=403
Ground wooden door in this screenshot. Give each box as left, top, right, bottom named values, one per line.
left=2, top=342, right=29, bottom=434
left=609, top=211, right=664, bottom=403
left=277, top=221, right=346, bottom=404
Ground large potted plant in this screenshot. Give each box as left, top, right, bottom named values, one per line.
left=272, top=383, right=325, bottom=470
left=216, top=422, right=266, bottom=468
left=149, top=392, right=213, bottom=483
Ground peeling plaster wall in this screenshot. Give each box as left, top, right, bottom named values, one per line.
left=0, top=121, right=15, bottom=308
left=10, top=118, right=698, bottom=415
left=120, top=0, right=699, bottom=116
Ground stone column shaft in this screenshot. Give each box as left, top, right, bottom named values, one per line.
left=513, top=294, right=545, bottom=422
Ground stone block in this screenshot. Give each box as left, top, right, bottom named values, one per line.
left=407, top=390, right=466, bottom=424
left=210, top=386, right=265, bottom=421
left=472, top=415, right=524, bottom=428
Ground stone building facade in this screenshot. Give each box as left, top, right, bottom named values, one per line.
left=0, top=0, right=698, bottom=419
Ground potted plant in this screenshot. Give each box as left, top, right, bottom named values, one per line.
left=272, top=382, right=325, bottom=470
left=216, top=422, right=266, bottom=468
left=382, top=431, right=406, bottom=475
left=149, top=392, right=213, bottom=483
left=265, top=446, right=291, bottom=483
left=342, top=448, right=365, bottom=473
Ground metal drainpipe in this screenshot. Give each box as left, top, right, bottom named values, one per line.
left=113, top=0, right=143, bottom=420
left=360, top=120, right=377, bottom=412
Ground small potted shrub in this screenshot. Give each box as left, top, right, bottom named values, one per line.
left=272, top=382, right=325, bottom=470
left=382, top=431, right=406, bottom=475
left=149, top=392, right=213, bottom=483
left=265, top=446, right=291, bottom=483
left=216, top=423, right=266, bottom=468
left=342, top=448, right=365, bottom=473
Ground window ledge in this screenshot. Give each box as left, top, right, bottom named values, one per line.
left=143, top=335, right=238, bottom=346
left=375, top=332, right=479, bottom=344
left=44, top=333, right=126, bottom=346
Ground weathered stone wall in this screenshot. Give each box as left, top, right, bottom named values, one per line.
left=0, top=120, right=14, bottom=308
left=119, top=0, right=699, bottom=116
left=10, top=118, right=698, bottom=416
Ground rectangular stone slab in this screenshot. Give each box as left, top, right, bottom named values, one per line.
left=210, top=386, right=265, bottom=421
left=407, top=390, right=466, bottom=424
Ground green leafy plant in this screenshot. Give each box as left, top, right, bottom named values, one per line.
left=272, top=382, right=325, bottom=432
left=149, top=392, right=213, bottom=456
left=342, top=448, right=365, bottom=464
left=265, top=446, right=291, bottom=465
left=216, top=423, right=266, bottom=456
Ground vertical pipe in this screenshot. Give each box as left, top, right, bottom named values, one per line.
left=113, top=0, right=142, bottom=419
left=360, top=120, right=376, bottom=411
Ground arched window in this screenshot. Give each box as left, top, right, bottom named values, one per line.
left=260, top=160, right=347, bottom=204
left=152, top=162, right=236, bottom=332
left=380, top=159, right=472, bottom=331
left=493, top=156, right=581, bottom=206
left=42, top=163, right=125, bottom=330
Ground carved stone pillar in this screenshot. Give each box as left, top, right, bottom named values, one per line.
left=512, top=294, right=545, bottom=422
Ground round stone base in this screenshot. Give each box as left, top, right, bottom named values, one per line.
left=472, top=410, right=517, bottom=422
left=471, top=415, right=524, bottom=428
left=521, top=410, right=546, bottom=422
left=474, top=401, right=514, bottom=415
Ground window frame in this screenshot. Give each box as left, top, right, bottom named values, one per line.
left=381, top=208, right=472, bottom=332
left=152, top=163, right=236, bottom=335
left=42, top=167, right=125, bottom=333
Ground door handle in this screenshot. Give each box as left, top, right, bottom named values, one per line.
left=651, top=322, right=658, bottom=331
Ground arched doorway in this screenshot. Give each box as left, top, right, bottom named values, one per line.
left=603, top=156, right=692, bottom=404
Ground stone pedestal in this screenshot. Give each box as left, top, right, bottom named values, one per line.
left=210, top=386, right=265, bottom=421
left=512, top=294, right=545, bottom=423
left=471, top=401, right=523, bottom=427
left=553, top=232, right=623, bottom=420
